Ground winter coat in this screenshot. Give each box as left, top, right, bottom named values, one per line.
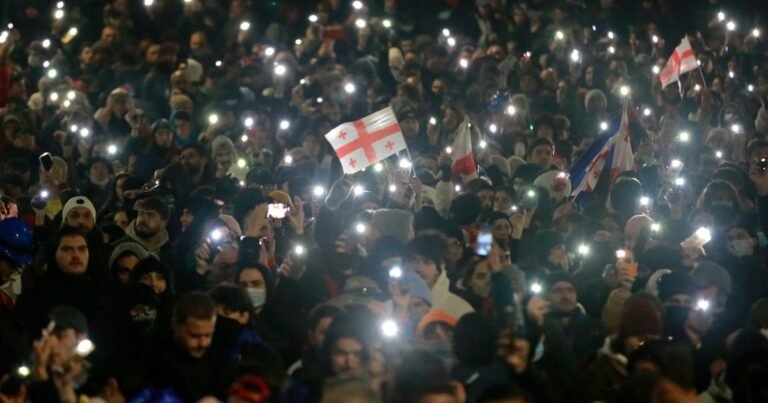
left=431, top=270, right=474, bottom=320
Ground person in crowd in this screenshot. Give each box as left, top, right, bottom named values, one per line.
left=2, top=1, right=768, bottom=402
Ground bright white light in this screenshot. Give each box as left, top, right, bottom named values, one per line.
left=313, top=186, right=326, bottom=197
left=144, top=0, right=154, bottom=6
left=381, top=319, right=399, bottom=338
left=674, top=177, right=685, bottom=186
left=47, top=69, right=57, bottom=79
left=442, top=28, right=451, bottom=37
left=479, top=140, right=487, bottom=149
left=607, top=31, right=615, bottom=40
left=308, top=14, right=318, bottom=23
left=643, top=107, right=652, bottom=117
left=264, top=47, right=275, bottom=57
left=577, top=244, right=590, bottom=255
left=54, top=9, right=65, bottom=20
left=49, top=92, right=59, bottom=102
left=600, top=121, right=609, bottom=131
left=294, top=245, right=305, bottom=255
left=717, top=11, right=725, bottom=22
left=63, top=100, right=71, bottom=108
left=592, top=25, right=596, bottom=31
left=17, top=366, right=30, bottom=377
left=215, top=60, right=222, bottom=67
left=726, top=21, right=736, bottom=31
left=40, top=190, right=50, bottom=199
left=459, top=58, right=469, bottom=69
left=239, top=180, right=245, bottom=187
left=107, top=144, right=118, bottom=155
left=355, top=222, right=366, bottom=233
left=639, top=196, right=650, bottom=206
left=382, top=19, right=392, bottom=28
left=75, top=339, right=94, bottom=356
left=353, top=185, right=364, bottom=196
left=398, top=159, right=412, bottom=169
left=429, top=116, right=438, bottom=125
left=56, top=1, right=64, bottom=8
left=753, top=28, right=761, bottom=38
left=447, top=37, right=456, bottom=47
left=555, top=31, right=564, bottom=40
left=695, top=227, right=712, bottom=243
left=652, top=65, right=661, bottom=75
left=79, top=128, right=90, bottom=138
left=652, top=35, right=659, bottom=43
left=715, top=150, right=723, bottom=159
left=374, top=163, right=384, bottom=172
left=696, top=299, right=711, bottom=311
left=241, top=134, right=248, bottom=143
left=354, top=18, right=367, bottom=29
left=237, top=158, right=247, bottom=168
left=295, top=38, right=302, bottom=45
left=388, top=184, right=397, bottom=193
left=607, top=46, right=615, bottom=54
left=70, top=124, right=78, bottom=133
left=530, top=282, right=542, bottom=294
left=210, top=229, right=223, bottom=241
left=344, top=82, right=356, bottom=94
left=679, top=131, right=690, bottom=142
left=615, top=249, right=627, bottom=259
left=670, top=159, right=683, bottom=168
left=316, top=97, right=323, bottom=103
left=728, top=71, right=735, bottom=79
left=506, top=105, right=517, bottom=115
left=389, top=267, right=402, bottom=278
left=526, top=190, right=535, bottom=198
left=454, top=184, right=462, bottom=192
left=274, top=64, right=287, bottom=76
left=694, top=84, right=702, bottom=91
left=352, top=0, right=364, bottom=10
left=489, top=123, right=498, bottom=133
left=279, top=120, right=290, bottom=130
left=619, top=85, right=630, bottom=97
left=208, top=114, right=219, bottom=125
left=445, top=146, right=453, bottom=155
left=570, top=49, right=580, bottom=62
left=730, top=124, right=742, bottom=134
left=651, top=223, right=661, bottom=232
left=284, top=155, right=293, bottom=165
left=748, top=84, right=755, bottom=92
left=244, top=117, right=254, bottom=127
left=0, top=32, right=7, bottom=44
left=66, top=90, right=76, bottom=100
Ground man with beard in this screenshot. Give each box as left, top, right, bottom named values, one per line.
left=148, top=292, right=224, bottom=402
left=180, top=143, right=214, bottom=188
left=61, top=196, right=108, bottom=274
left=115, top=196, right=173, bottom=267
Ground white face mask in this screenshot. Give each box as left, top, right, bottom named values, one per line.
left=247, top=287, right=266, bottom=308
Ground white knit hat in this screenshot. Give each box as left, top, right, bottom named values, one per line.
left=61, top=196, right=97, bottom=226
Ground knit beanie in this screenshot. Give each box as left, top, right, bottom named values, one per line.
left=619, top=298, right=663, bottom=338
left=545, top=271, right=575, bottom=291
left=61, top=196, right=97, bottom=227
left=584, top=89, right=607, bottom=110
left=656, top=271, right=696, bottom=303
left=372, top=209, right=415, bottom=243
left=533, top=229, right=565, bottom=260
left=211, top=135, right=236, bottom=159
left=109, top=242, right=149, bottom=270
left=690, top=261, right=732, bottom=294
left=512, top=163, right=542, bottom=185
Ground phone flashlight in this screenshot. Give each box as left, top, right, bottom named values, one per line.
left=429, top=117, right=438, bottom=126
left=279, top=120, right=290, bottom=130
left=389, top=266, right=403, bottom=279
left=75, top=338, right=95, bottom=356
left=353, top=185, right=364, bottom=196
left=313, top=185, right=326, bottom=198
left=530, top=282, right=543, bottom=294
left=639, top=196, right=650, bottom=207
left=678, top=131, right=690, bottom=142
left=209, top=228, right=224, bottom=243
left=674, top=177, right=686, bottom=187
left=107, top=144, right=118, bottom=155
left=294, top=244, right=305, bottom=256
left=695, top=227, right=712, bottom=243
left=381, top=319, right=399, bottom=338
left=39, top=190, right=50, bottom=200
left=615, top=249, right=627, bottom=259
left=355, top=223, right=367, bottom=234
left=17, top=366, right=30, bottom=377
left=650, top=223, right=661, bottom=232
left=239, top=21, right=251, bottom=31
left=577, top=244, right=590, bottom=256
left=696, top=299, right=711, bottom=312
left=208, top=114, right=219, bottom=125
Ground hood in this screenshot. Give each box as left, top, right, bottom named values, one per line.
left=170, top=110, right=198, bottom=146
left=125, top=220, right=170, bottom=253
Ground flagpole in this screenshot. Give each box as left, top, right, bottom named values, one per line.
left=403, top=147, right=416, bottom=178
left=697, top=67, right=708, bottom=89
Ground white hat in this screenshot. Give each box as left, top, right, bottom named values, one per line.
left=61, top=196, right=96, bottom=226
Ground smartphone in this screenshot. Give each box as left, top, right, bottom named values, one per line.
left=40, top=153, right=54, bottom=171
left=476, top=228, right=493, bottom=256
left=267, top=203, right=289, bottom=219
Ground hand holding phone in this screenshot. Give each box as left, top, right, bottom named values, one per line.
left=40, top=152, right=54, bottom=172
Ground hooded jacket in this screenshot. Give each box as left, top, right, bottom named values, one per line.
left=430, top=270, right=474, bottom=320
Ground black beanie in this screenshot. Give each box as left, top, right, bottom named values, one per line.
left=512, top=163, right=542, bottom=185
left=656, top=271, right=695, bottom=302
left=130, top=256, right=170, bottom=282
left=533, top=229, right=565, bottom=260
left=545, top=271, right=575, bottom=291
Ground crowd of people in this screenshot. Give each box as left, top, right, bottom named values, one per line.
left=1, top=0, right=768, bottom=402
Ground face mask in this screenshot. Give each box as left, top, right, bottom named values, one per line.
left=730, top=239, right=754, bottom=257
left=247, top=287, right=266, bottom=308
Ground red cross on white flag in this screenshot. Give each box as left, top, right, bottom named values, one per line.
left=324, top=106, right=407, bottom=174
left=659, top=37, right=698, bottom=89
